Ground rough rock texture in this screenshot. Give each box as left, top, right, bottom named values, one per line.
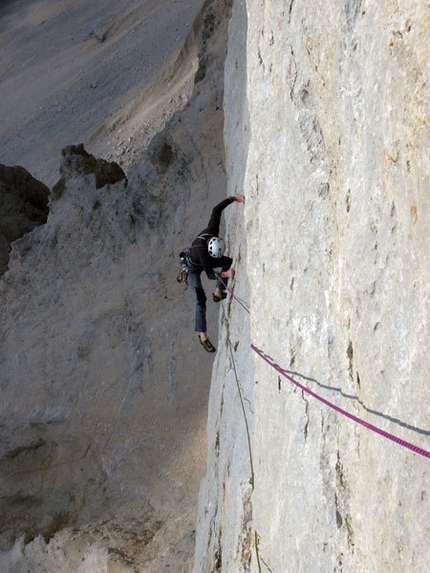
left=51, top=144, right=127, bottom=199
left=1, top=0, right=428, bottom=571
left=0, top=164, right=50, bottom=274
left=0, top=0, right=206, bottom=187
left=0, top=0, right=231, bottom=571
left=194, top=0, right=429, bottom=571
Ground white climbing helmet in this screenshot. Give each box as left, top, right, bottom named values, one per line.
left=208, top=236, right=225, bottom=258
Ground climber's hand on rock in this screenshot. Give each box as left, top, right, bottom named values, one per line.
left=222, top=268, right=235, bottom=279
left=233, top=194, right=245, bottom=203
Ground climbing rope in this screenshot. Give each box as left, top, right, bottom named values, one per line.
left=216, top=272, right=250, bottom=314
left=228, top=341, right=255, bottom=489
left=252, top=344, right=430, bottom=460
left=216, top=273, right=430, bottom=460
left=222, top=306, right=261, bottom=572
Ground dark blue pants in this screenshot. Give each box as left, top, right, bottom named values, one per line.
left=187, top=256, right=232, bottom=332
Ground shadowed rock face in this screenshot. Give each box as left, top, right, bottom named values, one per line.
left=0, top=0, right=229, bottom=569
left=52, top=144, right=127, bottom=199
left=0, top=164, right=50, bottom=275
left=0, top=147, right=127, bottom=276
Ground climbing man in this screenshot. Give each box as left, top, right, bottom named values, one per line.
left=185, top=193, right=245, bottom=352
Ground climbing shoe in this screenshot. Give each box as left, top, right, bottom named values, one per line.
left=199, top=336, right=216, bottom=353
left=212, top=291, right=227, bottom=303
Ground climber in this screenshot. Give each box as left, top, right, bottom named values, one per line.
left=185, top=193, right=245, bottom=352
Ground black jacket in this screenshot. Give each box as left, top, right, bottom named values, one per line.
left=188, top=197, right=235, bottom=279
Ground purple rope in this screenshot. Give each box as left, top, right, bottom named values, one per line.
left=215, top=272, right=250, bottom=314
left=251, top=344, right=430, bottom=460
left=216, top=271, right=429, bottom=459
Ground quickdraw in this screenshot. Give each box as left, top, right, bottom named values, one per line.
left=176, top=242, right=206, bottom=284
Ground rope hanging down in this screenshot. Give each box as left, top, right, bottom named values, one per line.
left=215, top=273, right=430, bottom=460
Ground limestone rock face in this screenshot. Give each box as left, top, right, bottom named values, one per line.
left=0, top=0, right=230, bottom=570
left=0, top=164, right=49, bottom=274
left=194, top=0, right=429, bottom=571
left=1, top=0, right=428, bottom=570
left=51, top=144, right=127, bottom=199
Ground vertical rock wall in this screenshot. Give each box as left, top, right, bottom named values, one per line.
left=195, top=0, right=429, bottom=571
left=194, top=1, right=254, bottom=570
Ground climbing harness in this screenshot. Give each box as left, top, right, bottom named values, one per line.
left=176, top=233, right=214, bottom=284
left=176, top=242, right=206, bottom=284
